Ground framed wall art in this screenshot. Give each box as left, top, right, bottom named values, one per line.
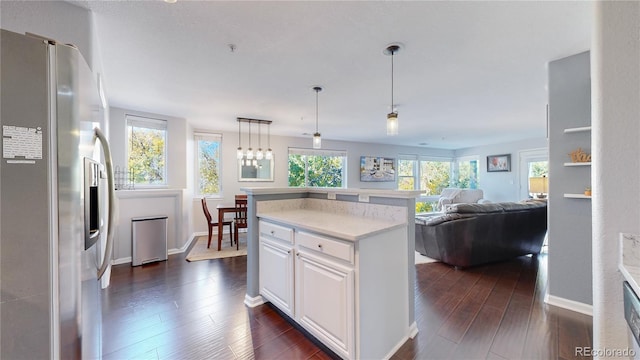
left=487, top=154, right=511, bottom=172
left=360, top=156, right=396, bottom=182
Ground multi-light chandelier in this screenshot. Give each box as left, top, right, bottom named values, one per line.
left=236, top=118, right=273, bottom=165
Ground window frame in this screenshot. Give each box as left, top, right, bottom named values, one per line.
left=126, top=115, right=168, bottom=188
left=287, top=147, right=348, bottom=188
left=194, top=131, right=223, bottom=198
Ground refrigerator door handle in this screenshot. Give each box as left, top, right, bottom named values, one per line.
left=93, top=127, right=117, bottom=280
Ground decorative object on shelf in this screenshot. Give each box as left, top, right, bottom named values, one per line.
left=312, top=86, right=322, bottom=149
left=114, top=165, right=134, bottom=190
left=584, top=187, right=592, bottom=196
left=529, top=175, right=548, bottom=199
left=360, top=156, right=396, bottom=182
left=569, top=147, right=591, bottom=162
left=236, top=118, right=275, bottom=182
left=487, top=154, right=511, bottom=172
left=384, top=44, right=401, bottom=136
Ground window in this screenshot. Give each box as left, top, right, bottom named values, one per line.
left=397, top=156, right=453, bottom=194
left=127, top=115, right=167, bottom=186
left=397, top=157, right=416, bottom=190
left=419, top=160, right=452, bottom=196
left=455, top=156, right=479, bottom=189
left=398, top=155, right=453, bottom=213
left=195, top=132, right=222, bottom=196
left=288, top=148, right=347, bottom=188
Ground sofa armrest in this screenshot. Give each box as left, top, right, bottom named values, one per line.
left=438, top=197, right=453, bottom=211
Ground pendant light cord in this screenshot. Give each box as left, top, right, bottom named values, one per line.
left=315, top=89, right=319, bottom=133
left=391, top=49, right=394, bottom=111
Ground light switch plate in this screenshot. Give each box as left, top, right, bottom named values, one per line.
left=327, top=192, right=336, bottom=200
left=358, top=194, right=370, bottom=202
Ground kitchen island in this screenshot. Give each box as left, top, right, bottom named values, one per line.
left=240, top=187, right=422, bottom=359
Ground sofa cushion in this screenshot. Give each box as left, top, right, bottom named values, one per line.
left=416, top=212, right=474, bottom=226
left=445, top=202, right=504, bottom=214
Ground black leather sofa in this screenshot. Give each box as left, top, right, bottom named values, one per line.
left=415, top=200, right=547, bottom=268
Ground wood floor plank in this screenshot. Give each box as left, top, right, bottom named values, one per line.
left=102, top=248, right=592, bottom=360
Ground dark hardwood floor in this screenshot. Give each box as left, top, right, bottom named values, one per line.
left=102, top=241, right=592, bottom=359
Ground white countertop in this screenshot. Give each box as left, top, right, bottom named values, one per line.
left=258, top=209, right=406, bottom=241
left=241, top=186, right=423, bottom=199
left=619, top=233, right=640, bottom=296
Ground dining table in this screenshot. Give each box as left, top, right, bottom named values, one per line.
left=215, top=194, right=247, bottom=251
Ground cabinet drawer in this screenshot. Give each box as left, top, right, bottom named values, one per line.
left=259, top=220, right=293, bottom=244
left=297, top=231, right=354, bottom=264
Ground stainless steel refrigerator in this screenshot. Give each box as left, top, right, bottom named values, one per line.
left=1, top=29, right=116, bottom=359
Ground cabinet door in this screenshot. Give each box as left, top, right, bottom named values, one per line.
left=259, top=237, right=294, bottom=317
left=296, top=250, right=354, bottom=359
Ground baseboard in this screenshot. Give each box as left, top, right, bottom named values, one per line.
left=244, top=294, right=265, bottom=308
left=408, top=321, right=419, bottom=339
left=544, top=294, right=593, bottom=316
left=383, top=334, right=410, bottom=360
left=112, top=232, right=203, bottom=265
left=112, top=256, right=132, bottom=265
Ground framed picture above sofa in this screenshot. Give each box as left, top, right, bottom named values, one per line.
left=487, top=154, right=511, bottom=172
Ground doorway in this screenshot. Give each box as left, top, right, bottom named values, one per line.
left=518, top=148, right=549, bottom=200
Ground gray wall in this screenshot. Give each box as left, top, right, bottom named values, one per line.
left=455, top=137, right=548, bottom=202
left=548, top=51, right=592, bottom=305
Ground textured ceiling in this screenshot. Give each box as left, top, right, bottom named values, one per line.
left=74, top=0, right=592, bottom=149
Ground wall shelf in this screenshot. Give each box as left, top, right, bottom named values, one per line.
left=564, top=126, right=592, bottom=134
left=564, top=162, right=591, bottom=167
left=563, top=193, right=592, bottom=199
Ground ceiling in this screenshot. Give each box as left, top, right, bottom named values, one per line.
left=73, top=0, right=592, bottom=149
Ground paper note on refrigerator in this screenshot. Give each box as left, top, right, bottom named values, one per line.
left=2, top=125, right=43, bottom=160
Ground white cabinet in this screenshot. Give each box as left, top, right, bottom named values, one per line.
left=259, top=221, right=294, bottom=317
left=296, top=231, right=355, bottom=359
left=258, top=218, right=409, bottom=360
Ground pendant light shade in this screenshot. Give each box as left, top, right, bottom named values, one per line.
left=384, top=44, right=401, bottom=136
left=265, top=123, right=273, bottom=160
left=256, top=122, right=264, bottom=160
left=246, top=121, right=253, bottom=160
left=313, top=86, right=322, bottom=149
left=387, top=111, right=398, bottom=136
left=236, top=120, right=243, bottom=159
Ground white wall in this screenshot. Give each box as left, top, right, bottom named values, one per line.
left=455, top=137, right=548, bottom=202
left=109, top=107, right=187, bottom=189
left=592, top=1, right=640, bottom=355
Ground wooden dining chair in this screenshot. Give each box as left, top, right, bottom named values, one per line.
left=201, top=198, right=233, bottom=249
left=233, top=195, right=248, bottom=250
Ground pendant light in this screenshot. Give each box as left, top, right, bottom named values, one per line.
left=246, top=121, right=254, bottom=160
left=265, top=123, right=273, bottom=160
left=312, top=86, right=322, bottom=149
left=236, top=120, right=243, bottom=159
left=256, top=122, right=264, bottom=160
left=384, top=44, right=401, bottom=136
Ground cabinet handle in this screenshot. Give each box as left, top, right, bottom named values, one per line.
left=270, top=230, right=275, bottom=235
left=296, top=252, right=300, bottom=257
left=317, top=244, right=323, bottom=249
left=287, top=250, right=291, bottom=254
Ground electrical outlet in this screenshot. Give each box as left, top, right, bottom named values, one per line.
left=327, top=192, right=336, bottom=200
left=358, top=194, right=370, bottom=202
